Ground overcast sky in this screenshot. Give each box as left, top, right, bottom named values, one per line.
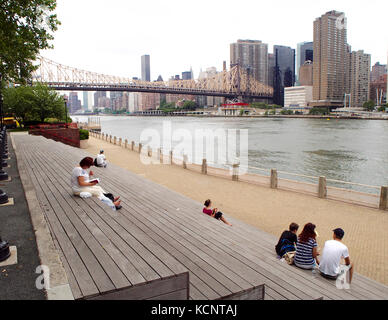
left=41, top=0, right=388, bottom=81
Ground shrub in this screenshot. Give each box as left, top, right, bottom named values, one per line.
left=79, top=129, right=89, bottom=140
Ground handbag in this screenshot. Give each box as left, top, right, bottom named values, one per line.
left=283, top=251, right=296, bottom=265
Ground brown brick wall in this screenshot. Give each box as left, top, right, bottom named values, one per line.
left=30, top=127, right=80, bottom=148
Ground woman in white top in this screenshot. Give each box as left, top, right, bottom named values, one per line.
left=71, top=157, right=121, bottom=210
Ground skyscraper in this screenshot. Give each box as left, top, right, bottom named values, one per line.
left=350, top=50, right=371, bottom=107
left=82, top=91, right=89, bottom=111
left=370, top=62, right=387, bottom=82
left=230, top=39, right=268, bottom=85
left=312, top=10, right=349, bottom=108
left=296, top=42, right=313, bottom=84
left=182, top=71, right=192, bottom=80
left=94, top=91, right=107, bottom=108
left=141, top=55, right=151, bottom=82
left=299, top=61, right=314, bottom=86
left=273, top=45, right=295, bottom=106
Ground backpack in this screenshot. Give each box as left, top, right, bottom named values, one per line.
left=279, top=238, right=296, bottom=257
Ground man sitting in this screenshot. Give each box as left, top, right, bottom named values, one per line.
left=95, top=150, right=107, bottom=168
left=319, top=228, right=354, bottom=284
left=275, top=222, right=299, bottom=257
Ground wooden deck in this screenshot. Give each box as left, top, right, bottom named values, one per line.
left=12, top=133, right=388, bottom=300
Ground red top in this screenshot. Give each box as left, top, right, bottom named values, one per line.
left=203, top=208, right=213, bottom=216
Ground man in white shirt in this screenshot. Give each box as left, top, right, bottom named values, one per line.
left=319, top=228, right=354, bottom=284
left=96, top=150, right=107, bottom=168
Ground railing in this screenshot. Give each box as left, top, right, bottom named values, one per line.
left=90, top=130, right=388, bottom=211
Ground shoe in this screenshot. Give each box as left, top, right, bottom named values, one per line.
left=115, top=205, right=122, bottom=210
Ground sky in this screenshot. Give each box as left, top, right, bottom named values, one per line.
left=42, top=0, right=388, bottom=81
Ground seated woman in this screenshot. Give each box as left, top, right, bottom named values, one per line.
left=294, top=223, right=319, bottom=270
left=71, top=157, right=121, bottom=210
left=203, top=199, right=232, bottom=226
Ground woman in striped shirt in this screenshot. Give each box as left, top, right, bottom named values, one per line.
left=294, top=223, right=320, bottom=270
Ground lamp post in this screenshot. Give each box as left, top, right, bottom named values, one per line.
left=63, top=96, right=68, bottom=128
left=0, top=72, right=4, bottom=130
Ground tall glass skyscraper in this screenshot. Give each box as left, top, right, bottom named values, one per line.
left=141, top=55, right=151, bottom=82
left=273, top=45, right=295, bottom=106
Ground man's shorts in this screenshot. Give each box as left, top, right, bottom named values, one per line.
left=320, top=264, right=352, bottom=280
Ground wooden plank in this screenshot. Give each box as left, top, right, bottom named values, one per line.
left=217, top=285, right=264, bottom=300
left=89, top=272, right=189, bottom=300
left=22, top=155, right=100, bottom=297
left=29, top=148, right=177, bottom=284
left=28, top=151, right=132, bottom=290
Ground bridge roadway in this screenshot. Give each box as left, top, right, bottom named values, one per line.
left=44, top=82, right=273, bottom=100
left=11, top=133, right=388, bottom=300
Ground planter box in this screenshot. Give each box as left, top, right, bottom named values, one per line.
left=80, top=139, right=89, bottom=149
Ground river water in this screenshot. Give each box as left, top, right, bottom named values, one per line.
left=72, top=115, right=388, bottom=193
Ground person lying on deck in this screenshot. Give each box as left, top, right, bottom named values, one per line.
left=294, top=223, right=320, bottom=270
left=94, top=150, right=107, bottom=168
left=318, top=228, right=354, bottom=284
left=275, top=222, right=299, bottom=257
left=71, top=157, right=121, bottom=210
left=203, top=199, right=232, bottom=226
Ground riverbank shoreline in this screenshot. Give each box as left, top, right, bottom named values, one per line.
left=86, top=135, right=388, bottom=285
left=72, top=113, right=388, bottom=120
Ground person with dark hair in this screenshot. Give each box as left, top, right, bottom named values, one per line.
left=71, top=157, right=121, bottom=210
left=203, top=199, right=232, bottom=226
left=319, top=228, right=354, bottom=283
left=275, top=223, right=299, bottom=257
left=294, top=223, right=320, bottom=270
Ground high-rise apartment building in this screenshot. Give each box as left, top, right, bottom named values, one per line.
left=370, top=62, right=387, bottom=82
left=94, top=91, right=107, bottom=108
left=350, top=50, right=371, bottom=107
left=230, top=39, right=268, bottom=85
left=296, top=42, right=313, bottom=84
left=299, top=61, right=313, bottom=86
left=312, top=11, right=349, bottom=108
left=68, top=92, right=82, bottom=114
left=141, top=54, right=151, bottom=82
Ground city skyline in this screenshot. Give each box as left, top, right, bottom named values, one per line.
left=41, top=0, right=387, bottom=82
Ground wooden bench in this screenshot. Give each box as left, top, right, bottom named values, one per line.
left=12, top=134, right=388, bottom=300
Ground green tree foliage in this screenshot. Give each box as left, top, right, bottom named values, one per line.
left=31, top=84, right=65, bottom=122
left=363, top=100, right=376, bottom=112
left=2, top=85, right=34, bottom=124
left=280, top=109, right=294, bottom=115
left=309, top=107, right=329, bottom=115
left=3, top=84, right=65, bottom=124
left=0, top=0, right=60, bottom=84
left=182, top=100, right=197, bottom=110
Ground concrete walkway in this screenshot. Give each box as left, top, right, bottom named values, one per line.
left=0, top=133, right=45, bottom=300
left=86, top=136, right=388, bottom=286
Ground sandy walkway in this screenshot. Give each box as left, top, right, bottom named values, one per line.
left=86, top=136, right=388, bottom=285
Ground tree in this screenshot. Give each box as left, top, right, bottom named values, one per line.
left=363, top=100, right=376, bottom=112
left=182, top=100, right=197, bottom=110
left=3, top=85, right=34, bottom=124
left=3, top=84, right=65, bottom=124
left=30, top=84, right=65, bottom=122
left=0, top=0, right=60, bottom=84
